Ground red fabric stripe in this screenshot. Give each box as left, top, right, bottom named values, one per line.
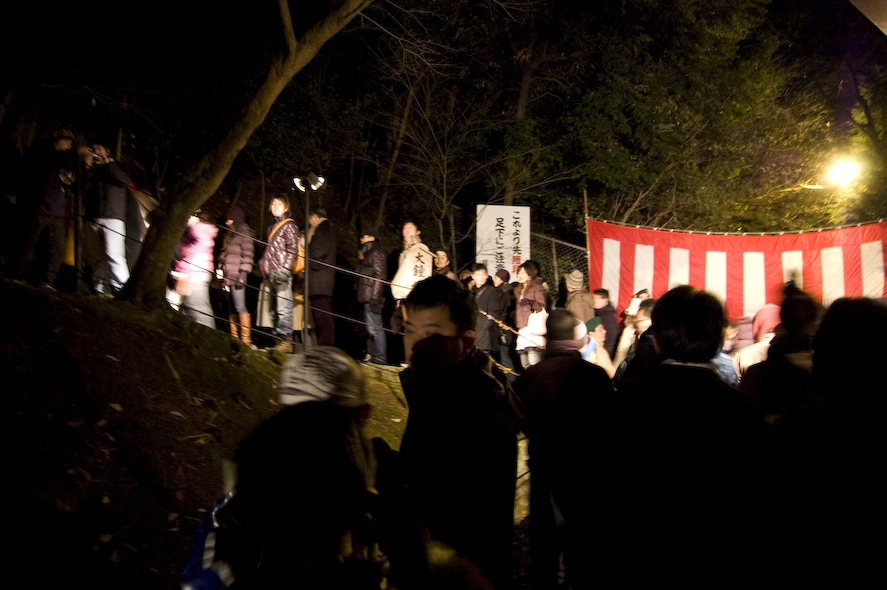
left=842, top=242, right=862, bottom=296
left=764, top=248, right=786, bottom=308
left=725, top=248, right=745, bottom=322
left=586, top=223, right=605, bottom=295
left=687, top=238, right=707, bottom=293
left=802, top=245, right=823, bottom=303
left=618, top=241, right=637, bottom=309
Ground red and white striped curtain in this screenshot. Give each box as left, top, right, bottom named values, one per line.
left=586, top=219, right=887, bottom=322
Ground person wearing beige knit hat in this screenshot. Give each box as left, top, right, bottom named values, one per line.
left=564, top=269, right=596, bottom=324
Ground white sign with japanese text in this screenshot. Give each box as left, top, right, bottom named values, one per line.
left=476, top=204, right=531, bottom=282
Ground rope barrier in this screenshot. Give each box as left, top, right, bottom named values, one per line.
left=22, top=211, right=532, bottom=367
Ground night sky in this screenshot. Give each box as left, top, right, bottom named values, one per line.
left=2, top=1, right=884, bottom=157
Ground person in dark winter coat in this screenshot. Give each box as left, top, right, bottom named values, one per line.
left=592, top=288, right=621, bottom=358
left=10, top=129, right=79, bottom=288
left=761, top=297, right=887, bottom=581
left=608, top=285, right=765, bottom=582
left=258, top=195, right=300, bottom=351
left=514, top=308, right=615, bottom=590
left=492, top=268, right=519, bottom=380
left=612, top=297, right=658, bottom=391
left=470, top=263, right=501, bottom=357
left=394, top=274, right=525, bottom=590
left=355, top=228, right=388, bottom=364
left=307, top=206, right=337, bottom=347
left=219, top=203, right=255, bottom=348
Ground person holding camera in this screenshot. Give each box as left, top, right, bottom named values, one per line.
left=82, top=143, right=134, bottom=296
left=258, top=194, right=300, bottom=352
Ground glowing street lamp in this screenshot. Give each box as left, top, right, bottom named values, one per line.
left=792, top=157, right=862, bottom=191
left=824, top=158, right=861, bottom=187
left=292, top=173, right=326, bottom=192
left=291, top=172, right=326, bottom=349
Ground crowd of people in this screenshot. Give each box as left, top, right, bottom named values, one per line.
left=8, top=130, right=887, bottom=589
left=180, top=241, right=887, bottom=588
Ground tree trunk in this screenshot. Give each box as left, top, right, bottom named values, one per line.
left=504, top=60, right=534, bottom=206
left=375, top=81, right=416, bottom=229
left=122, top=0, right=375, bottom=308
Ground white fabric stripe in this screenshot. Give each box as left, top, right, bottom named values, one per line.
left=634, top=244, right=655, bottom=296
left=860, top=241, right=884, bottom=298
left=782, top=251, right=804, bottom=288
left=602, top=238, right=621, bottom=307
left=202, top=531, right=217, bottom=569
left=705, top=251, right=727, bottom=306
left=212, top=561, right=235, bottom=587
left=821, top=247, right=845, bottom=306
left=743, top=252, right=766, bottom=320
left=669, top=248, right=690, bottom=289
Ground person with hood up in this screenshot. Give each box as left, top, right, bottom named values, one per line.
left=219, top=203, right=255, bottom=348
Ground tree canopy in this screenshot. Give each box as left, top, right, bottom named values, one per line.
left=2, top=0, right=885, bottom=301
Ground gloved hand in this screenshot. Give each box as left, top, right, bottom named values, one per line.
left=369, top=299, right=384, bottom=314
left=270, top=268, right=292, bottom=285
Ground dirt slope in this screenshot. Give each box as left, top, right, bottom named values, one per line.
left=0, top=280, right=408, bottom=589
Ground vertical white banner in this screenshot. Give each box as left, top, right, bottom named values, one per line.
left=476, top=204, right=531, bottom=280
left=602, top=238, right=621, bottom=308
left=821, top=246, right=845, bottom=306
left=861, top=241, right=885, bottom=298
left=705, top=250, right=728, bottom=308
left=743, top=251, right=766, bottom=320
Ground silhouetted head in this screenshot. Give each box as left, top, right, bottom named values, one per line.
left=652, top=285, right=725, bottom=362
left=813, top=297, right=887, bottom=403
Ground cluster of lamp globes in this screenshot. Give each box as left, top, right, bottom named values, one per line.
left=292, top=173, right=326, bottom=192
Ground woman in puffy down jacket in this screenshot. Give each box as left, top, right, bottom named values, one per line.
left=257, top=195, right=300, bottom=350
left=219, top=203, right=256, bottom=348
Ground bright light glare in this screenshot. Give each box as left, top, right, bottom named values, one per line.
left=825, top=159, right=860, bottom=187
left=309, top=175, right=326, bottom=191
left=295, top=174, right=325, bottom=191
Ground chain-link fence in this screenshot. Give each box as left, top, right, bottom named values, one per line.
left=529, top=231, right=589, bottom=287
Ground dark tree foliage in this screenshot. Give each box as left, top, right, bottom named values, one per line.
left=2, top=0, right=886, bottom=298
